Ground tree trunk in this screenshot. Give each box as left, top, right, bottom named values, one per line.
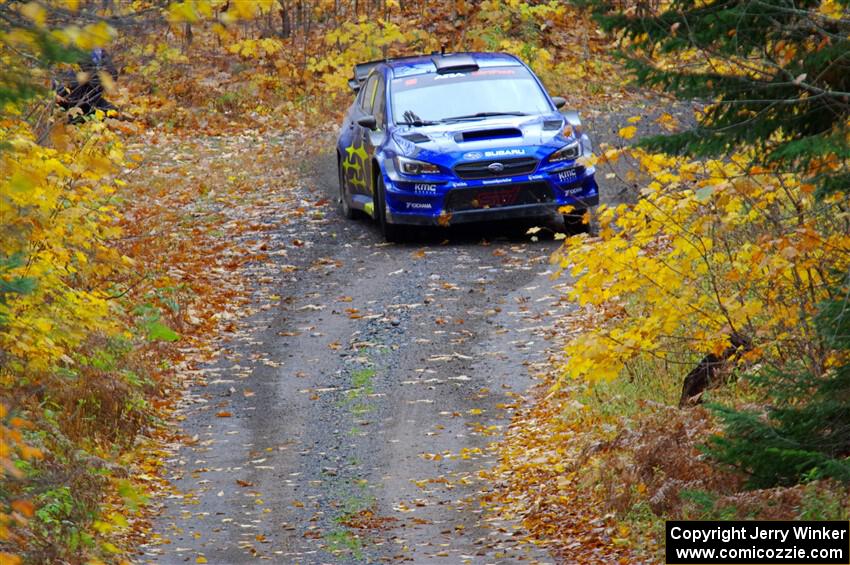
left=279, top=1, right=291, bottom=38
left=183, top=23, right=193, bottom=51
left=679, top=332, right=752, bottom=407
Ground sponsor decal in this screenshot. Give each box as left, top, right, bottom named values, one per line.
left=395, top=68, right=522, bottom=90
left=405, top=202, right=432, bottom=209
left=483, top=148, right=525, bottom=158
left=487, top=149, right=524, bottom=158
left=434, top=70, right=518, bottom=81
left=563, top=186, right=584, bottom=196
left=463, top=149, right=526, bottom=160
left=473, top=69, right=517, bottom=76
left=342, top=140, right=369, bottom=192
left=482, top=178, right=512, bottom=185
left=413, top=183, right=438, bottom=194
left=557, top=168, right=578, bottom=183
left=473, top=187, right=521, bottom=208
left=450, top=181, right=469, bottom=188
left=528, top=174, right=544, bottom=180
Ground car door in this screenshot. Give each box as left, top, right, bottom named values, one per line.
left=342, top=73, right=380, bottom=199
left=359, top=73, right=387, bottom=197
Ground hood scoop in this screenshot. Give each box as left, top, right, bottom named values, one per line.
left=454, top=128, right=522, bottom=143
left=402, top=132, right=431, bottom=143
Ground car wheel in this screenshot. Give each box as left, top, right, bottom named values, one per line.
left=338, top=157, right=356, bottom=219
left=376, top=175, right=405, bottom=243
left=563, top=207, right=591, bottom=235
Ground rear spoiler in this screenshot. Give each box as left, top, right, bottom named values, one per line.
left=347, top=59, right=384, bottom=92
left=347, top=52, right=477, bottom=92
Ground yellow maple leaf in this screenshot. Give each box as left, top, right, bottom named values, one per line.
left=618, top=125, right=637, bottom=140
left=818, top=0, right=845, bottom=19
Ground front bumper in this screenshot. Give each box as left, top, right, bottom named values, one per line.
left=384, top=167, right=600, bottom=226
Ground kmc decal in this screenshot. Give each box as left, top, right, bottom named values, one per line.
left=557, top=168, right=578, bottom=183
left=413, top=183, right=438, bottom=194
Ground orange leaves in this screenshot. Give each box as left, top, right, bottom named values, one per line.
left=480, top=368, right=644, bottom=561
left=0, top=405, right=43, bottom=561
left=10, top=501, right=33, bottom=519
left=655, top=112, right=679, bottom=132
left=345, top=308, right=362, bottom=319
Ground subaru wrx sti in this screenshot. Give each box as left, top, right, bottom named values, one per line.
left=336, top=52, right=598, bottom=241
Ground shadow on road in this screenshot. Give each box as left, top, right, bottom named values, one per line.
left=361, top=214, right=566, bottom=246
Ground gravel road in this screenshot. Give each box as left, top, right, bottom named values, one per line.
left=139, top=90, right=682, bottom=564
left=141, top=144, right=586, bottom=564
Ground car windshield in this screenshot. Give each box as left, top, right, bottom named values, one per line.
left=391, top=67, right=552, bottom=124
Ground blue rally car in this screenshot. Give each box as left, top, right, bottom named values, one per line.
left=336, top=52, right=599, bottom=241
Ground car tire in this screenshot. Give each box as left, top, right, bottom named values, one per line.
left=338, top=157, right=356, bottom=220
left=376, top=174, right=405, bottom=243
left=563, top=207, right=591, bottom=236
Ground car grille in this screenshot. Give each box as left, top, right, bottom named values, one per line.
left=453, top=157, right=539, bottom=180
left=444, top=182, right=554, bottom=212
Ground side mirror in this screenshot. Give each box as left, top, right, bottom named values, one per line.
left=348, top=78, right=361, bottom=92
left=562, top=110, right=581, bottom=127
left=357, top=115, right=378, bottom=130
left=551, top=96, right=567, bottom=109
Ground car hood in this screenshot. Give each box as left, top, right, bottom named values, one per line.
left=390, top=113, right=570, bottom=159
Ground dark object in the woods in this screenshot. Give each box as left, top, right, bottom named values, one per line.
left=54, top=48, right=119, bottom=120
left=680, top=332, right=752, bottom=407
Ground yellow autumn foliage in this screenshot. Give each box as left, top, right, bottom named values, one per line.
left=0, top=119, right=127, bottom=377
left=0, top=108, right=130, bottom=555
left=0, top=2, right=135, bottom=555
left=555, top=147, right=850, bottom=383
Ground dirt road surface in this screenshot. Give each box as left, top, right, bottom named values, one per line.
left=139, top=141, right=594, bottom=564
left=139, top=93, right=662, bottom=564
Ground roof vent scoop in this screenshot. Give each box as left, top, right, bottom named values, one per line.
left=402, top=133, right=431, bottom=143
left=432, top=54, right=479, bottom=74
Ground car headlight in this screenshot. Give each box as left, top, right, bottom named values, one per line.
left=548, top=140, right=582, bottom=163
left=396, top=156, right=440, bottom=175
